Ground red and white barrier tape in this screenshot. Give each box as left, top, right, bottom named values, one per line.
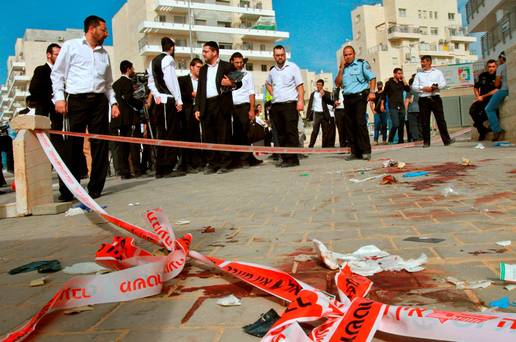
left=37, top=127, right=472, bottom=155
left=8, top=127, right=513, bottom=342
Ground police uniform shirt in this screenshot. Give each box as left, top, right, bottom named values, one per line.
left=232, top=70, right=255, bottom=105
left=266, top=61, right=303, bottom=103
left=342, top=59, right=376, bottom=95
left=475, top=71, right=496, bottom=96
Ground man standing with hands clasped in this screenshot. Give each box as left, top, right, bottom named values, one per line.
left=266, top=45, right=304, bottom=167
left=335, top=46, right=376, bottom=161
left=412, top=55, right=454, bottom=148
left=51, top=15, right=119, bottom=200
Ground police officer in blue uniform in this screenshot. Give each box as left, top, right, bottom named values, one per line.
left=335, top=46, right=376, bottom=161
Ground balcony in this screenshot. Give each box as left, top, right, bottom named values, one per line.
left=14, top=90, right=29, bottom=101
left=446, top=27, right=477, bottom=43
left=9, top=61, right=25, bottom=72
left=480, top=8, right=516, bottom=58
left=139, top=21, right=289, bottom=40
left=367, top=44, right=389, bottom=54
left=138, top=41, right=290, bottom=60
left=388, top=25, right=421, bottom=40
left=154, top=0, right=274, bottom=17
left=418, top=44, right=454, bottom=57
left=466, top=0, right=506, bottom=33
left=12, top=75, right=30, bottom=86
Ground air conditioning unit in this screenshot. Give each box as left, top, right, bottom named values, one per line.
left=57, top=36, right=65, bottom=42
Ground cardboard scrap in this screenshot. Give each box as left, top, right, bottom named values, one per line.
left=216, top=295, right=241, bottom=307
left=30, top=277, right=47, bottom=287
left=496, top=241, right=511, bottom=247
left=446, top=277, right=492, bottom=290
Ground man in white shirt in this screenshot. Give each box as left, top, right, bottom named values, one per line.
left=307, top=79, right=333, bottom=148
left=266, top=45, right=304, bottom=167
left=412, top=55, right=454, bottom=148
left=51, top=15, right=120, bottom=200
left=194, top=41, right=240, bottom=174
left=147, top=37, right=184, bottom=178
left=178, top=58, right=204, bottom=173
left=230, top=52, right=262, bottom=167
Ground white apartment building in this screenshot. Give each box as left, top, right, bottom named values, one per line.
left=337, top=0, right=478, bottom=84
left=0, top=29, right=114, bottom=119
left=112, top=0, right=290, bottom=100
left=466, top=0, right=516, bottom=60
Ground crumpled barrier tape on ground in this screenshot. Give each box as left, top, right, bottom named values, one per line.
left=37, top=127, right=471, bottom=155
left=6, top=128, right=515, bottom=342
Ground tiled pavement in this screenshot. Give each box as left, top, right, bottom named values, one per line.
left=0, top=137, right=515, bottom=341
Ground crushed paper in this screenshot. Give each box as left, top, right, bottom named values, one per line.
left=63, top=262, right=108, bottom=275
left=505, top=285, right=516, bottom=291
left=350, top=174, right=387, bottom=183
left=30, top=277, right=47, bottom=287
left=64, top=306, right=94, bottom=315
left=496, top=241, right=511, bottom=247
left=446, top=277, right=492, bottom=290
left=216, top=294, right=242, bottom=307
left=474, top=143, right=485, bottom=150
left=294, top=255, right=313, bottom=262
left=64, top=207, right=87, bottom=217
left=175, top=220, right=191, bottom=225
left=313, top=240, right=427, bottom=276
left=128, top=202, right=141, bottom=207
left=462, top=158, right=472, bottom=166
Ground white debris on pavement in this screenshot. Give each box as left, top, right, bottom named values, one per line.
left=446, top=277, right=492, bottom=289
left=175, top=220, right=191, bottom=225
left=312, top=240, right=428, bottom=276
left=294, top=255, right=313, bottom=262
left=349, top=174, right=387, bottom=184
left=496, top=241, right=511, bottom=247
left=216, top=295, right=242, bottom=307
left=64, top=208, right=87, bottom=217
left=63, top=262, right=109, bottom=275
left=474, top=143, right=485, bottom=150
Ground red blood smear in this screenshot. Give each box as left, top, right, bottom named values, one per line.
left=474, top=192, right=513, bottom=205
left=510, top=169, right=516, bottom=174
left=283, top=247, right=316, bottom=257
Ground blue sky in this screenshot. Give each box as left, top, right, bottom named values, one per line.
left=0, top=0, right=468, bottom=82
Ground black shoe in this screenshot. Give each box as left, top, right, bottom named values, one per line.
left=58, top=194, right=74, bottom=202
left=242, top=309, right=281, bottom=338
left=345, top=154, right=361, bottom=161
left=121, top=175, right=132, bottom=180
left=249, top=159, right=263, bottom=167
left=362, top=154, right=371, bottom=161
left=444, top=138, right=456, bottom=146
left=203, top=167, right=217, bottom=175
left=166, top=170, right=187, bottom=178
left=478, top=132, right=486, bottom=141
left=217, top=168, right=231, bottom=174
left=280, top=161, right=299, bottom=168
left=89, top=192, right=101, bottom=199
left=492, top=129, right=506, bottom=142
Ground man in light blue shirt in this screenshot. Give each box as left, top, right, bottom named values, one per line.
left=485, top=52, right=508, bottom=141
left=335, top=46, right=376, bottom=161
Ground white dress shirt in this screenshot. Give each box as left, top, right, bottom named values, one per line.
left=206, top=59, right=220, bottom=99
left=266, top=61, right=303, bottom=103
left=191, top=75, right=198, bottom=93
left=412, top=68, right=447, bottom=97
left=312, top=91, right=323, bottom=112
left=51, top=36, right=116, bottom=105
left=232, top=70, right=255, bottom=105
left=147, top=53, right=183, bottom=105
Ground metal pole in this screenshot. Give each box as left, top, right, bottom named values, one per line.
left=188, top=0, right=193, bottom=60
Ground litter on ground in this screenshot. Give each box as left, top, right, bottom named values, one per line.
left=63, top=262, right=109, bottom=275
left=446, top=277, right=492, bottom=290
left=216, top=295, right=242, bottom=307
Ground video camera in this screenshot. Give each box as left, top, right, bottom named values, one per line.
left=132, top=72, right=149, bottom=102
left=0, top=121, right=9, bottom=137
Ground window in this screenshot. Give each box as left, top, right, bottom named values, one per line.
left=195, top=19, right=207, bottom=25
left=418, top=10, right=422, bottom=19
left=260, top=44, right=266, bottom=51
left=261, top=64, right=268, bottom=72
left=398, top=8, right=407, bottom=17
left=219, top=42, right=232, bottom=49
left=454, top=42, right=460, bottom=49
left=434, top=11, right=438, bottom=19
left=355, top=14, right=361, bottom=23
left=430, top=27, right=438, bottom=35
left=217, top=21, right=231, bottom=28
left=448, top=13, right=455, bottom=20
left=156, top=15, right=166, bottom=22
left=423, top=10, right=427, bottom=19
left=247, top=63, right=254, bottom=71
left=429, top=12, right=433, bottom=19
left=420, top=26, right=428, bottom=35
left=174, top=16, right=185, bottom=24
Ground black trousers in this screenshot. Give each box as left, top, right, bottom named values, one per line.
left=155, top=100, right=183, bottom=176
left=418, top=96, right=451, bottom=145
left=112, top=125, right=142, bottom=177
left=388, top=108, right=406, bottom=143
left=334, top=108, right=348, bottom=147
left=181, top=104, right=203, bottom=170
left=202, top=97, right=232, bottom=169
left=343, top=93, right=371, bottom=156
left=232, top=103, right=254, bottom=162
left=407, top=112, right=421, bottom=142
left=469, top=99, right=490, bottom=135
left=324, top=117, right=336, bottom=148
left=270, top=102, right=299, bottom=163
left=63, top=93, right=109, bottom=197
left=309, top=112, right=325, bottom=147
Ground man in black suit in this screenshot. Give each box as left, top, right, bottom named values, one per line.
left=112, top=60, right=143, bottom=179
left=178, top=58, right=204, bottom=173
left=307, top=79, right=334, bottom=148
left=29, top=43, right=73, bottom=201
left=194, top=41, right=241, bottom=175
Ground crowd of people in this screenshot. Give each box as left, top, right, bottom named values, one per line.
left=0, top=15, right=510, bottom=200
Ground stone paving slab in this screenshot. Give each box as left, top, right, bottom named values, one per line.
left=0, top=139, right=515, bottom=341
